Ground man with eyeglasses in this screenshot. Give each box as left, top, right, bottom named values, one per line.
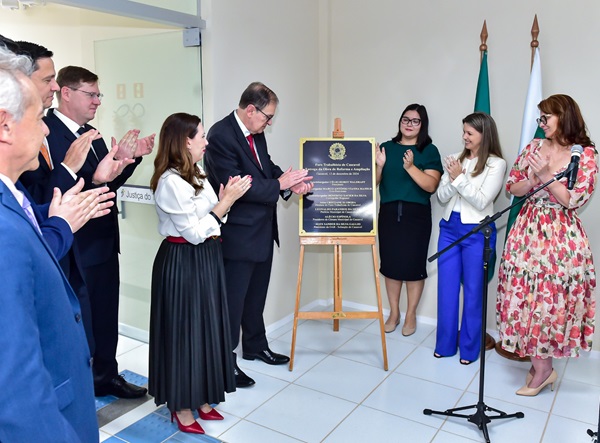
left=25, top=64, right=153, bottom=399
left=5, top=38, right=128, bottom=364
left=205, top=82, right=313, bottom=388
left=0, top=43, right=99, bottom=443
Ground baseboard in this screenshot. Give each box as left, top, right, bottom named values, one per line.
left=119, top=299, right=600, bottom=358
left=118, top=323, right=149, bottom=344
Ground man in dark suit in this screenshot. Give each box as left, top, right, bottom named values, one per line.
left=26, top=64, right=153, bottom=399
left=0, top=44, right=98, bottom=442
left=205, top=82, right=312, bottom=387
left=11, top=39, right=116, bottom=355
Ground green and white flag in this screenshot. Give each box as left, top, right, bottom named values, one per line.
left=505, top=47, right=544, bottom=239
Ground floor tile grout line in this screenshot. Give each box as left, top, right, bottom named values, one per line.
left=104, top=326, right=600, bottom=443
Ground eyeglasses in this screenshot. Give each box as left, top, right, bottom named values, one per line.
left=255, top=106, right=274, bottom=122
left=536, top=114, right=552, bottom=126
left=401, top=117, right=421, bottom=126
left=68, top=87, right=104, bottom=101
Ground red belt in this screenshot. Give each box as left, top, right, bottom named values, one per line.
left=167, top=236, right=188, bottom=244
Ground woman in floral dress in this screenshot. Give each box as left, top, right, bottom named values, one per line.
left=497, top=94, right=597, bottom=396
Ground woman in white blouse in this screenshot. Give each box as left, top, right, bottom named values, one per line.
left=434, top=112, right=506, bottom=365
left=148, top=113, right=251, bottom=434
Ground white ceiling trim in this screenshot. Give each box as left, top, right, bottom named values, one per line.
left=49, top=0, right=205, bottom=29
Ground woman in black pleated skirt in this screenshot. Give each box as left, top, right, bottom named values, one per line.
left=148, top=113, right=251, bottom=434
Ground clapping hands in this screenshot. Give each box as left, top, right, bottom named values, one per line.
left=278, top=167, right=313, bottom=194
left=219, top=175, right=253, bottom=204
left=48, top=178, right=116, bottom=233
left=444, top=156, right=464, bottom=181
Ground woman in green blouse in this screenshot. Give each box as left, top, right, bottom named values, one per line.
left=376, top=104, right=443, bottom=335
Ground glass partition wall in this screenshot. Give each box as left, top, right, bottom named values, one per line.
left=95, top=31, right=202, bottom=340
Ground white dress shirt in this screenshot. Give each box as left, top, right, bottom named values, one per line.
left=154, top=167, right=226, bottom=245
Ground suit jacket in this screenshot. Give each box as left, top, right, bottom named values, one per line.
left=437, top=154, right=506, bottom=224
left=39, top=108, right=141, bottom=268
left=16, top=180, right=73, bottom=261
left=0, top=180, right=98, bottom=442
left=205, top=111, right=284, bottom=262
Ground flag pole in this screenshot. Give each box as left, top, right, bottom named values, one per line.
left=530, top=14, right=539, bottom=69
left=477, top=19, right=497, bottom=351
left=479, top=20, right=488, bottom=63
left=495, top=15, right=543, bottom=362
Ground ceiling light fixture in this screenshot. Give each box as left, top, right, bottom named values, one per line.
left=1, top=0, right=46, bottom=10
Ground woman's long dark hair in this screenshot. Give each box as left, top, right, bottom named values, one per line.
left=150, top=112, right=206, bottom=195
left=391, top=103, right=433, bottom=152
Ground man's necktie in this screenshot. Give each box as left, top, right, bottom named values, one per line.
left=40, top=142, right=52, bottom=170
left=78, top=125, right=98, bottom=161
left=21, top=194, right=42, bottom=234
left=246, top=134, right=262, bottom=168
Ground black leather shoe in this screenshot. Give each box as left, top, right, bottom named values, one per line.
left=95, top=375, right=148, bottom=398
left=242, top=348, right=290, bottom=365
left=234, top=363, right=255, bottom=388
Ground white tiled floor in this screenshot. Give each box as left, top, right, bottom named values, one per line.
left=102, top=317, right=600, bottom=443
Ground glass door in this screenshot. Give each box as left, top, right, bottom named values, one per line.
left=94, top=30, right=202, bottom=339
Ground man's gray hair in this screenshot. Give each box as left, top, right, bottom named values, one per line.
left=0, top=44, right=34, bottom=122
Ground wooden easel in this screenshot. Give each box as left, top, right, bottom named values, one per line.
left=288, top=119, right=389, bottom=371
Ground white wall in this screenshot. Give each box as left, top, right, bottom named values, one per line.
left=0, top=4, right=174, bottom=111
left=323, top=0, right=600, bottom=343
left=201, top=0, right=600, bottom=349
left=2, top=0, right=599, bottom=350
left=201, top=0, right=324, bottom=327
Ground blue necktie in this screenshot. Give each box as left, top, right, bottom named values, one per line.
left=21, top=194, right=42, bottom=234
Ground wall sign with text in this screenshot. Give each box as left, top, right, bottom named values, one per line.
left=299, top=138, right=376, bottom=236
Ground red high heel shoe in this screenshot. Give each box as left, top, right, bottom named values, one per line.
left=198, top=407, right=224, bottom=420
left=171, top=412, right=205, bottom=434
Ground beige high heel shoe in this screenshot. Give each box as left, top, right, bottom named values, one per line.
left=516, top=369, right=557, bottom=396
left=525, top=371, right=534, bottom=386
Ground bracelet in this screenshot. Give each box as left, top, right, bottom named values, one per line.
left=209, top=211, right=222, bottom=226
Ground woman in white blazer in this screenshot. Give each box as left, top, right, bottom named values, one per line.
left=434, top=112, right=506, bottom=364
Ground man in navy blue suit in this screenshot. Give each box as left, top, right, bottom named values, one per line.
left=8, top=39, right=137, bottom=378
left=15, top=53, right=153, bottom=398
left=35, top=64, right=154, bottom=399
left=0, top=44, right=98, bottom=442
left=205, top=82, right=312, bottom=387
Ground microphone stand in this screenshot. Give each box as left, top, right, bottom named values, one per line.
left=423, top=168, right=572, bottom=443
left=587, top=398, right=599, bottom=442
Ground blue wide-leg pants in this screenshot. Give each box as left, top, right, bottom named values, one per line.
left=435, top=211, right=496, bottom=362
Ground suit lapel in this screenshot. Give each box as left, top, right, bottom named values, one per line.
left=0, top=182, right=43, bottom=240
left=0, top=181, right=79, bottom=303
left=253, top=134, right=272, bottom=178
left=45, top=110, right=78, bottom=166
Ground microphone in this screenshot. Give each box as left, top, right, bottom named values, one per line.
left=566, top=144, right=583, bottom=190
